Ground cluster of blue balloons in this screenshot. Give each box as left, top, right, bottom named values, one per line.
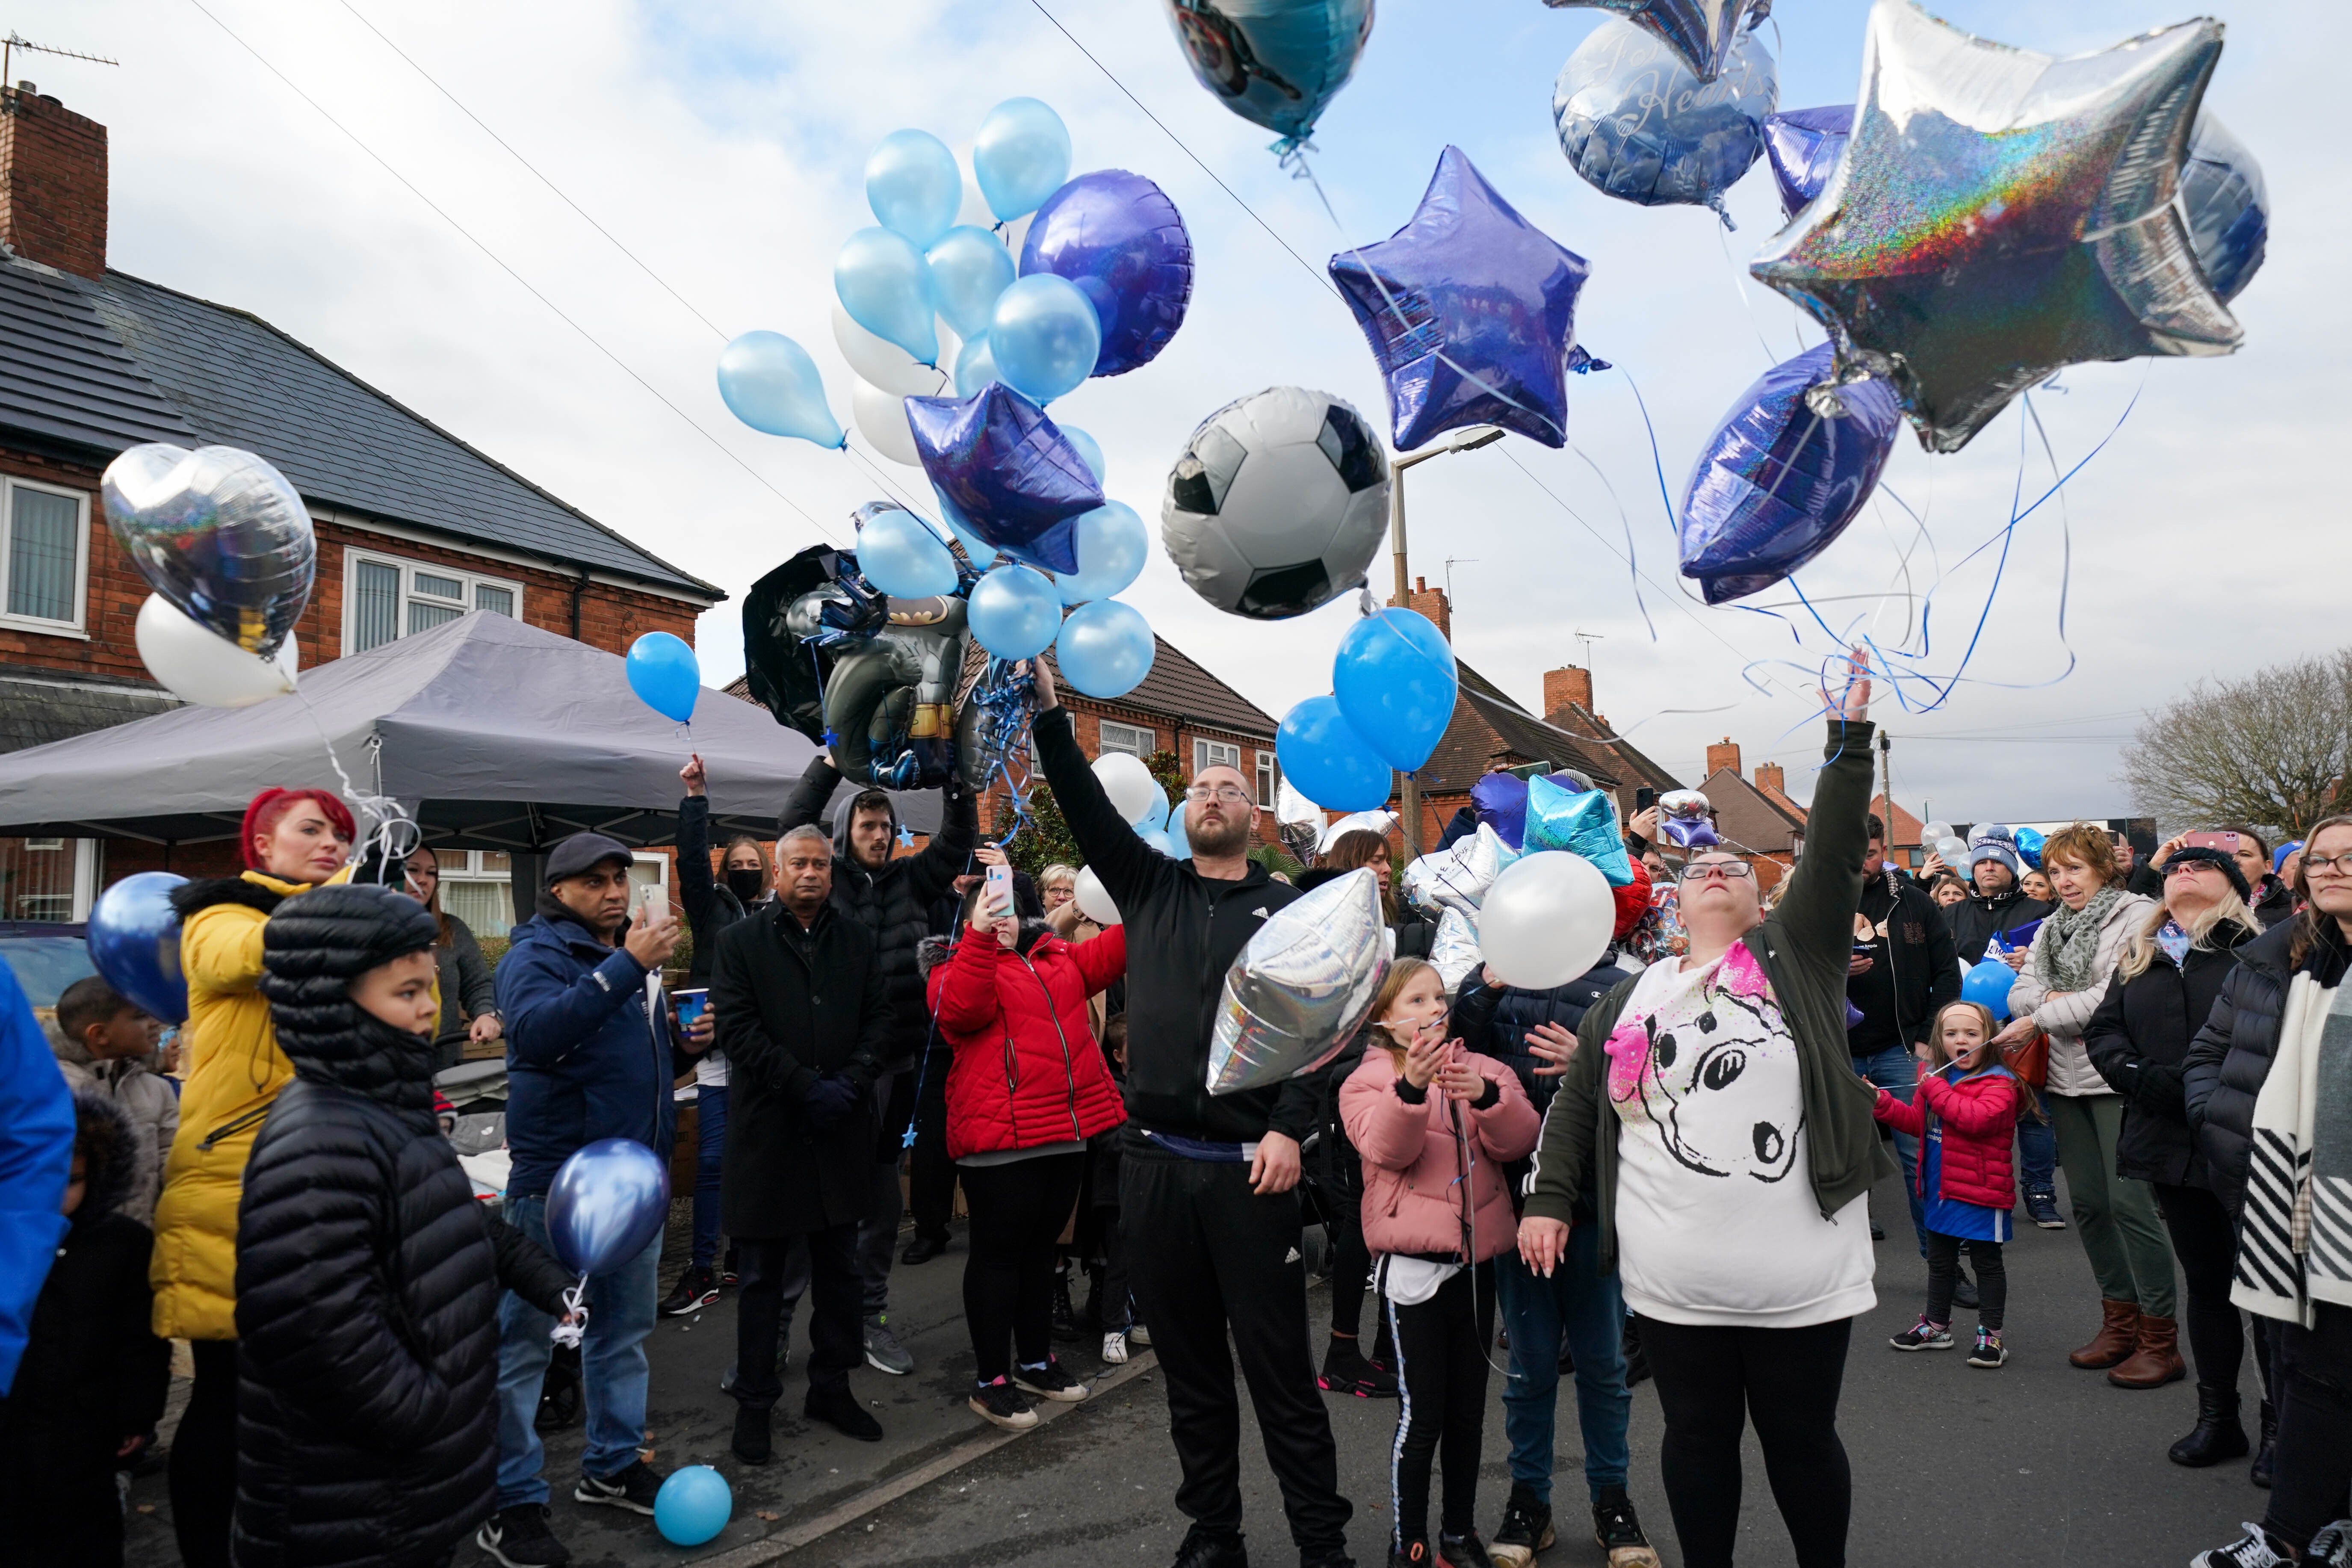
left=1276, top=607, right=1457, bottom=812
left=624, top=632, right=700, bottom=724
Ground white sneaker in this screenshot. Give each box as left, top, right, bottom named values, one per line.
left=1102, top=1329, right=1130, bottom=1364
left=1127, top=1321, right=1151, bottom=1348
left=2192, top=1524, right=2295, bottom=1568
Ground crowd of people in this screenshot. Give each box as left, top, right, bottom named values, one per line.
left=3, top=650, right=2352, bottom=1568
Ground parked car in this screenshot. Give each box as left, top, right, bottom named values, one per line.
left=0, top=921, right=96, bottom=1032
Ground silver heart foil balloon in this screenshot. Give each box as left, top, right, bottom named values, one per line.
left=1401, top=823, right=1511, bottom=918
left=102, top=443, right=315, bottom=659
left=1658, top=788, right=1721, bottom=849
left=1206, top=868, right=1389, bottom=1097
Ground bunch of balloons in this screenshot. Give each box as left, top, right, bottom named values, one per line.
left=1092, top=752, right=1193, bottom=861
left=1276, top=607, right=1456, bottom=813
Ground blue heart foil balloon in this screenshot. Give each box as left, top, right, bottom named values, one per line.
left=1019, top=170, right=1195, bottom=377
left=1677, top=342, right=1900, bottom=604
left=1552, top=18, right=1778, bottom=221
left=1161, top=0, right=1374, bottom=151
left=101, top=443, right=316, bottom=659
left=904, top=384, right=1103, bottom=575
left=1763, top=103, right=1852, bottom=220
left=88, top=871, right=189, bottom=1025
left=545, top=1137, right=670, bottom=1276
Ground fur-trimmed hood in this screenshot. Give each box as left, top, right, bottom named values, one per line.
left=68, top=1089, right=142, bottom=1228
left=171, top=872, right=292, bottom=920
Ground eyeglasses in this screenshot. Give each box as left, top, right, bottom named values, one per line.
left=1184, top=785, right=1253, bottom=805
left=2305, top=851, right=2352, bottom=879
left=1678, top=861, right=1755, bottom=883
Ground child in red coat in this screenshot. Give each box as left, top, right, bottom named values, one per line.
left=1873, top=1001, right=2025, bottom=1367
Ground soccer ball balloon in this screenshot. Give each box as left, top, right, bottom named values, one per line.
left=1161, top=387, right=1390, bottom=620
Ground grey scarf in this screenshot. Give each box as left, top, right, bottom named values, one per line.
left=2042, top=883, right=2124, bottom=992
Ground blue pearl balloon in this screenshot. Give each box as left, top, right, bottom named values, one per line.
left=1277, top=694, right=1392, bottom=812
left=854, top=505, right=958, bottom=599
left=625, top=631, right=700, bottom=723
left=835, top=227, right=939, bottom=365
left=716, top=332, right=844, bottom=448
left=865, top=129, right=962, bottom=248
left=929, top=485, right=999, bottom=567
left=1132, top=788, right=1170, bottom=835
left=1055, top=597, right=1155, bottom=698
left=988, top=274, right=1100, bottom=404
left=1332, top=608, right=1456, bottom=773
left=927, top=226, right=1018, bottom=341
left=967, top=564, right=1062, bottom=659
left=1164, top=808, right=1193, bottom=860
left=1058, top=424, right=1107, bottom=483
left=545, top=1137, right=670, bottom=1276
left=974, top=98, right=1073, bottom=222
left=953, top=333, right=1000, bottom=398
left=89, top=871, right=189, bottom=1024
left=1054, top=501, right=1147, bottom=605
left=1962, top=958, right=2016, bottom=1022
left=653, top=1465, right=733, bottom=1547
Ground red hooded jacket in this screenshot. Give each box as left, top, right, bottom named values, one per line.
left=925, top=921, right=1129, bottom=1160
left=1873, top=1062, right=2022, bottom=1211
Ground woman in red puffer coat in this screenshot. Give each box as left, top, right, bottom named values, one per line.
left=922, top=846, right=1126, bottom=1432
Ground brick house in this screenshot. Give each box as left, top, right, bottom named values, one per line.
left=0, top=85, right=721, bottom=926
left=1690, top=738, right=1810, bottom=892
left=1536, top=664, right=1686, bottom=810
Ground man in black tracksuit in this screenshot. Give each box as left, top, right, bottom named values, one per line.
left=1849, top=816, right=1963, bottom=1259
left=1033, top=662, right=1351, bottom=1568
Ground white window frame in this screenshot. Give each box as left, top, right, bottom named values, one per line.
left=343, top=546, right=523, bottom=654
left=1254, top=751, right=1276, bottom=810
left=0, top=475, right=91, bottom=638
left=1098, top=720, right=1152, bottom=758
left=1194, top=738, right=1242, bottom=779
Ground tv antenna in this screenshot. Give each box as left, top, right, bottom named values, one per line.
left=1574, top=628, right=1605, bottom=668
left=1444, top=556, right=1477, bottom=605
left=3, top=33, right=119, bottom=89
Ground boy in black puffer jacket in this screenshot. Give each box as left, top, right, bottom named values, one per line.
left=234, top=884, right=576, bottom=1568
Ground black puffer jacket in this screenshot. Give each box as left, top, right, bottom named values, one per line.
left=1944, top=886, right=2054, bottom=966
left=1452, top=954, right=1635, bottom=1215
left=2184, top=918, right=2351, bottom=1220
left=2082, top=918, right=2256, bottom=1188
left=234, top=886, right=572, bottom=1568
left=781, top=757, right=976, bottom=1072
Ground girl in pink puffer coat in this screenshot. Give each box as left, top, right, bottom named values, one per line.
left=1340, top=957, right=1539, bottom=1566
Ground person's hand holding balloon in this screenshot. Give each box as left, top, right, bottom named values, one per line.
left=680, top=753, right=707, bottom=799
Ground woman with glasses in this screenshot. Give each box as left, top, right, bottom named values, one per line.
left=1516, top=651, right=1894, bottom=1568
left=2082, top=847, right=2263, bottom=1459
left=402, top=844, right=503, bottom=1073
left=2184, top=819, right=2352, bottom=1568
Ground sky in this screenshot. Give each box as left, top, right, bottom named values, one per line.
left=18, top=0, right=2346, bottom=824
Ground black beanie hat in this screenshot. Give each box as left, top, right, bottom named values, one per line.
left=263, top=883, right=442, bottom=1123
left=2163, top=845, right=2251, bottom=903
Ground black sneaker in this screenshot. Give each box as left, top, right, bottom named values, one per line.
left=1172, top=1521, right=1249, bottom=1568
left=1488, top=1484, right=1554, bottom=1568
left=1592, top=1487, right=1660, bottom=1567
left=732, top=1403, right=772, bottom=1465
left=1013, top=1355, right=1090, bottom=1403
left=1439, top=1530, right=1495, bottom=1568
left=1968, top=1327, right=2009, bottom=1369
left=720, top=1246, right=740, bottom=1286
left=2191, top=1523, right=2296, bottom=1568
left=573, top=1458, right=663, bottom=1515
left=1360, top=1354, right=1399, bottom=1398
left=2025, top=1188, right=2067, bottom=1229
left=1387, top=1541, right=1431, bottom=1568
left=901, top=1231, right=950, bottom=1265
left=1319, top=1338, right=1375, bottom=1397
left=806, top=1383, right=883, bottom=1442
left=2307, top=1520, right=2352, bottom=1568
left=969, top=1376, right=1039, bottom=1431
left=1889, top=1316, right=1954, bottom=1351
left=477, top=1503, right=571, bottom=1567
left=659, top=1264, right=719, bottom=1317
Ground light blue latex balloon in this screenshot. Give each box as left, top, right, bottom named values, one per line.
left=1277, top=694, right=1392, bottom=812
left=625, top=631, right=699, bottom=724
left=1962, top=957, right=2016, bottom=1022
left=836, top=227, right=939, bottom=365
left=865, top=128, right=962, bottom=248
left=989, top=274, right=1100, bottom=404
left=1058, top=424, right=1107, bottom=483
left=1164, top=807, right=1194, bottom=860
left=931, top=484, right=999, bottom=566
left=653, top=1465, right=733, bottom=1547
left=715, top=332, right=844, bottom=448
left=855, top=506, right=958, bottom=598
left=974, top=98, right=1073, bottom=222
left=1055, top=597, right=1155, bottom=697
left=927, top=226, right=1018, bottom=340
left=1333, top=607, right=1457, bottom=773
left=954, top=333, right=1000, bottom=398
left=1132, top=788, right=1170, bottom=835
left=967, top=564, right=1061, bottom=659
left=1054, top=501, right=1147, bottom=605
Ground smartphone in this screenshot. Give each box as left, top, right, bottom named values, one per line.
left=2185, top=830, right=2240, bottom=853
left=984, top=862, right=1013, bottom=921
left=1635, top=785, right=1658, bottom=812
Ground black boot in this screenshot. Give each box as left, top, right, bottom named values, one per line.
left=731, top=1403, right=772, bottom=1466
left=2251, top=1398, right=2278, bottom=1488
left=2169, top=1384, right=2250, bottom=1467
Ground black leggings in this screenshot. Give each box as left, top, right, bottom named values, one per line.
left=1639, top=1315, right=1853, bottom=1568
left=171, top=1339, right=239, bottom=1568
left=1386, top=1262, right=1495, bottom=1547
left=2154, top=1181, right=2266, bottom=1398
left=1325, top=1175, right=1395, bottom=1363
left=2265, top=1300, right=2352, bottom=1553
left=1925, top=1232, right=2007, bottom=1330
left=960, top=1152, right=1085, bottom=1382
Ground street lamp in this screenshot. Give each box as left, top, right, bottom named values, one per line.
left=1388, top=425, right=1503, bottom=860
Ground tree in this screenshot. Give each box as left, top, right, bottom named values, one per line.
left=2119, top=647, right=2352, bottom=836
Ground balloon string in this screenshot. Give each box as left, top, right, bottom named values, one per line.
left=550, top=1276, right=588, bottom=1347
left=291, top=690, right=420, bottom=871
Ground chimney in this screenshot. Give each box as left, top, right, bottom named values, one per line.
left=0, top=85, right=108, bottom=279
left=1389, top=575, right=1451, bottom=642
left=1755, top=760, right=1785, bottom=797
left=1705, top=736, right=1742, bottom=779
left=1542, top=664, right=1594, bottom=720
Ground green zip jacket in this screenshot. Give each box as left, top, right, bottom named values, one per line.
left=1521, top=719, right=1897, bottom=1271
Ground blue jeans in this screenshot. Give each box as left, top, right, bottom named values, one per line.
left=692, top=1085, right=728, bottom=1269
left=1852, top=1045, right=1925, bottom=1255
left=1494, top=1217, right=1631, bottom=1505
left=494, top=1193, right=662, bottom=1506
left=2017, top=1086, right=2057, bottom=1196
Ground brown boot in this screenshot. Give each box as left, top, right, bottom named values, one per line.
left=2069, top=1300, right=2139, bottom=1368
left=2108, top=1315, right=2188, bottom=1388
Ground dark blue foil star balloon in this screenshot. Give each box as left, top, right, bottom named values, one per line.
left=1749, top=5, right=2238, bottom=455
left=1019, top=170, right=1194, bottom=376
left=1763, top=104, right=1850, bottom=220
left=1329, top=146, right=1603, bottom=452
left=1678, top=343, right=1900, bottom=605
left=1542, top=0, right=1764, bottom=83
left=905, top=384, right=1102, bottom=575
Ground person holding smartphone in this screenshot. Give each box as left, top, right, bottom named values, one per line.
left=2148, top=827, right=2296, bottom=929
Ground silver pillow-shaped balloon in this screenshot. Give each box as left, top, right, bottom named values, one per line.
left=1429, top=907, right=1483, bottom=995
left=1400, top=823, right=1510, bottom=918
left=101, top=443, right=315, bottom=659
left=1206, top=868, right=1389, bottom=1097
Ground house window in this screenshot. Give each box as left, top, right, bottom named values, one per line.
left=433, top=849, right=515, bottom=937
left=1255, top=751, right=1275, bottom=809
left=345, top=549, right=522, bottom=654
left=1194, top=738, right=1242, bottom=779
left=1098, top=721, right=1152, bottom=758
left=0, top=477, right=89, bottom=633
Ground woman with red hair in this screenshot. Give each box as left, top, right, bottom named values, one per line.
left=149, top=787, right=353, bottom=1568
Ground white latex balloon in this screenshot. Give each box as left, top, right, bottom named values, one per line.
left=135, top=592, right=298, bottom=708
left=1093, top=752, right=1160, bottom=827
left=1074, top=865, right=1121, bottom=926
left=1318, top=810, right=1398, bottom=853
left=830, top=302, right=952, bottom=397
left=850, top=378, right=924, bottom=466
left=1923, top=820, right=1954, bottom=844
left=1479, top=852, right=1613, bottom=989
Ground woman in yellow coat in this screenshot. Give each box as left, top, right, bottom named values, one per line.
left=151, top=787, right=354, bottom=1568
